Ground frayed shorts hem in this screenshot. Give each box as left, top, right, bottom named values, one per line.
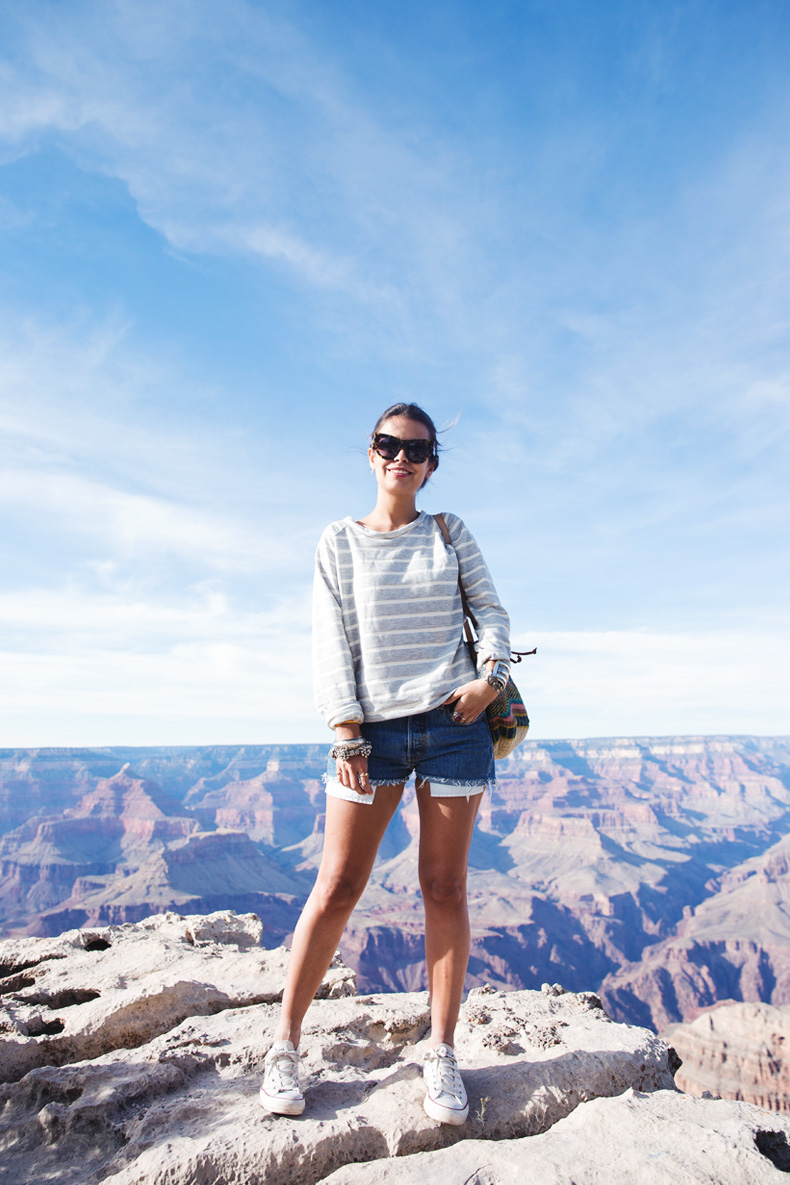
left=323, top=774, right=496, bottom=805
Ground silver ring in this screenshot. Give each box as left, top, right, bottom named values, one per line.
left=453, top=712, right=464, bottom=723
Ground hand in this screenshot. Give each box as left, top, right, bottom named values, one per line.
left=336, top=752, right=373, bottom=794
left=333, top=724, right=372, bottom=794
left=442, top=678, right=499, bottom=725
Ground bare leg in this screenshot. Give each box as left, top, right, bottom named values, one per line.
left=416, top=782, right=482, bottom=1048
left=276, top=786, right=403, bottom=1046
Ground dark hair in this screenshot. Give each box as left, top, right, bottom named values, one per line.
left=372, top=403, right=440, bottom=474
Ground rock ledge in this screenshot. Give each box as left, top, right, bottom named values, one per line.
left=1, top=911, right=789, bottom=1185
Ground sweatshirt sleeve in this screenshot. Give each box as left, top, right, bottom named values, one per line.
left=444, top=513, right=511, bottom=670
left=312, top=526, right=364, bottom=728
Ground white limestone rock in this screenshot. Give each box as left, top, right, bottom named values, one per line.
left=0, top=947, right=677, bottom=1185
left=0, top=909, right=355, bottom=1084
left=7, top=911, right=780, bottom=1185
left=322, top=1088, right=790, bottom=1184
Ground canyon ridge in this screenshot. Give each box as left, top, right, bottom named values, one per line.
left=1, top=735, right=789, bottom=1040
left=3, top=909, right=790, bottom=1184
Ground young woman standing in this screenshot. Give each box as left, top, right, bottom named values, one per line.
left=260, top=403, right=511, bottom=1124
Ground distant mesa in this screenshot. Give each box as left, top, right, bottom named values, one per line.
left=1, top=736, right=790, bottom=1046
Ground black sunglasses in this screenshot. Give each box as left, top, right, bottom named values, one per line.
left=372, top=433, right=436, bottom=464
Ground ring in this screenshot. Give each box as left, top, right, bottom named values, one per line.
left=453, top=712, right=464, bottom=723
left=358, top=773, right=369, bottom=784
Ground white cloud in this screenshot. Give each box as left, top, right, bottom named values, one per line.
left=516, top=627, right=790, bottom=739
left=0, top=314, right=326, bottom=578
left=0, top=0, right=473, bottom=319
left=0, top=582, right=786, bottom=745
left=0, top=581, right=316, bottom=745
left=0, top=466, right=288, bottom=572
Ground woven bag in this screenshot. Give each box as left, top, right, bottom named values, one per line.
left=433, top=514, right=534, bottom=759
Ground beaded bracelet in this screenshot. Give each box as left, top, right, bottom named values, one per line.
left=330, top=740, right=373, bottom=761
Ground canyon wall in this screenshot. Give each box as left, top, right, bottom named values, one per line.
left=664, top=1001, right=790, bottom=1112
left=1, top=737, right=789, bottom=1041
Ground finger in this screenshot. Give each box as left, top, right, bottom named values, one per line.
left=337, top=760, right=371, bottom=792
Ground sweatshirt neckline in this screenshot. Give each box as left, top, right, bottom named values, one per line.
left=345, top=510, right=427, bottom=539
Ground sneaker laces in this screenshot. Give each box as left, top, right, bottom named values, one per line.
left=267, top=1047, right=300, bottom=1092
left=427, top=1044, right=463, bottom=1099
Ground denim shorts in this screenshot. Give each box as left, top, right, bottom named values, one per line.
left=325, top=704, right=496, bottom=805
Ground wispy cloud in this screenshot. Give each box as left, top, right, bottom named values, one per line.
left=0, top=1, right=788, bottom=744
left=0, top=314, right=325, bottom=578
left=516, top=627, right=790, bottom=739
left=0, top=581, right=314, bottom=745
left=1, top=608, right=785, bottom=746
left=0, top=467, right=281, bottom=572
left=0, top=1, right=480, bottom=327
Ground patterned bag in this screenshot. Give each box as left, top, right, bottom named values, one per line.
left=433, top=515, right=534, bottom=759
left=483, top=672, right=531, bottom=759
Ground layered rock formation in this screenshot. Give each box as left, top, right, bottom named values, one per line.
left=600, top=833, right=790, bottom=1030
left=0, top=766, right=198, bottom=933
left=664, top=1001, right=790, bottom=1112
left=0, top=765, right=313, bottom=942
left=2, top=911, right=789, bottom=1185
left=341, top=735, right=790, bottom=1003
left=2, top=737, right=790, bottom=1036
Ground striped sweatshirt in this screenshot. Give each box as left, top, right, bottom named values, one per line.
left=312, top=510, right=511, bottom=728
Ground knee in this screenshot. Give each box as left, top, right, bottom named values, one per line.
left=420, top=870, right=466, bottom=908
left=315, top=872, right=365, bottom=914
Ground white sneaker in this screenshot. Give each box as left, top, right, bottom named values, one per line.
left=423, top=1043, right=468, bottom=1125
left=259, top=1040, right=305, bottom=1116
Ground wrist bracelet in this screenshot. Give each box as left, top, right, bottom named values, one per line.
left=330, top=740, right=373, bottom=761
left=480, top=658, right=509, bottom=694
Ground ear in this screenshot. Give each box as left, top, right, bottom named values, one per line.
left=421, top=458, right=437, bottom=488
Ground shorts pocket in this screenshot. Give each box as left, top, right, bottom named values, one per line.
left=444, top=701, right=480, bottom=727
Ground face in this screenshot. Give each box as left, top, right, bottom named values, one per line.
left=369, top=415, right=437, bottom=494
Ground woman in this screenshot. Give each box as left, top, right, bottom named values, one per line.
left=260, top=403, right=511, bottom=1124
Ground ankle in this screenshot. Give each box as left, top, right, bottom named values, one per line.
left=429, top=1034, right=455, bottom=1050
left=274, top=1025, right=301, bottom=1047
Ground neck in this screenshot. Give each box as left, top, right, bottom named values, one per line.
left=360, top=491, right=420, bottom=532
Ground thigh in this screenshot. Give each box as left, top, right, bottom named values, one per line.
left=318, top=785, right=405, bottom=885
left=415, top=780, right=483, bottom=879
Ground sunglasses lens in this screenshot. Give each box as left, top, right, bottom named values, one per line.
left=405, top=440, right=432, bottom=463
left=374, top=435, right=400, bottom=459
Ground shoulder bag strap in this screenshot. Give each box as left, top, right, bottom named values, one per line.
left=433, top=513, right=478, bottom=651
left=434, top=513, right=537, bottom=666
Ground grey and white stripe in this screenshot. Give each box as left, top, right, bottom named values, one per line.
left=312, top=511, right=511, bottom=728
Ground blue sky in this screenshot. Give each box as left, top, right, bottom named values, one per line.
left=1, top=0, right=788, bottom=745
